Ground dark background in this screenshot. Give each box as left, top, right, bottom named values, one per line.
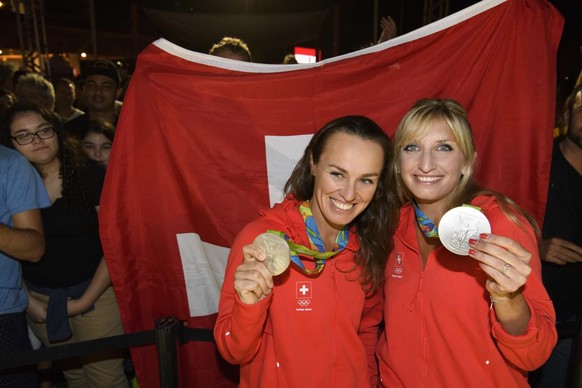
left=1, top=0, right=580, bottom=91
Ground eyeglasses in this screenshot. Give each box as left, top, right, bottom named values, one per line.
left=11, top=127, right=56, bottom=145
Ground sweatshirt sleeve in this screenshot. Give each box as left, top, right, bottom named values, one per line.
left=358, top=287, right=383, bottom=387
left=486, top=206, right=557, bottom=370
left=214, top=224, right=272, bottom=365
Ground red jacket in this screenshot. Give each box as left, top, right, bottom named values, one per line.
left=215, top=198, right=382, bottom=387
left=376, top=196, right=557, bottom=387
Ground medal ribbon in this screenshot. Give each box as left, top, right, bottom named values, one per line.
left=267, top=201, right=348, bottom=275
left=413, top=201, right=484, bottom=239
left=413, top=200, right=439, bottom=238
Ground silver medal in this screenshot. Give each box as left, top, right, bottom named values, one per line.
left=438, top=206, right=491, bottom=256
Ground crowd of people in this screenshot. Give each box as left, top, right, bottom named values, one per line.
left=0, top=18, right=580, bottom=388
left=0, top=57, right=128, bottom=387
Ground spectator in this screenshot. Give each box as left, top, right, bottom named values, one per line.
left=14, top=73, right=55, bottom=111
left=282, top=53, right=298, bottom=64
left=53, top=78, right=84, bottom=122
left=0, top=88, right=16, bottom=115
left=209, top=37, right=252, bottom=62
left=0, top=62, right=18, bottom=92
left=65, top=59, right=122, bottom=138
left=2, top=102, right=129, bottom=388
left=530, top=83, right=582, bottom=387
left=0, top=143, right=49, bottom=387
left=79, top=120, right=115, bottom=167
left=72, top=75, right=88, bottom=112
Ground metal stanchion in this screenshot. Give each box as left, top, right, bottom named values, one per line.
left=155, top=317, right=180, bottom=388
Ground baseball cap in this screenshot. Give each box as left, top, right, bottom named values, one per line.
left=83, top=59, right=121, bottom=86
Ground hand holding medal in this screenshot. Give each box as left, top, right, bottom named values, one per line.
left=235, top=234, right=290, bottom=305
left=253, top=233, right=291, bottom=276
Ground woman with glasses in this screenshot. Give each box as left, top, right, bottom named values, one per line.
left=1, top=102, right=129, bottom=388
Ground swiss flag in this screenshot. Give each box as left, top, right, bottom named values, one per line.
left=99, top=0, right=563, bottom=386
left=296, top=282, right=313, bottom=299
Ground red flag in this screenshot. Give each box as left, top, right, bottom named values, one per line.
left=100, top=0, right=563, bottom=386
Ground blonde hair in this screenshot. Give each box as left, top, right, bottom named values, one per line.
left=393, top=98, right=540, bottom=237
left=393, top=98, right=476, bottom=208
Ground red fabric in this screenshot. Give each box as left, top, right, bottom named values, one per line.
left=215, top=198, right=382, bottom=387
left=99, top=0, right=563, bottom=386
left=377, top=196, right=557, bottom=387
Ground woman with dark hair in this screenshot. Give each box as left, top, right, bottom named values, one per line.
left=1, top=102, right=128, bottom=388
left=376, top=98, right=557, bottom=387
left=215, top=115, right=399, bottom=387
left=79, top=119, right=115, bottom=166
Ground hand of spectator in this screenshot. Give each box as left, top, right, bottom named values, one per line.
left=539, top=237, right=582, bottom=265
left=67, top=297, right=90, bottom=317
left=378, top=16, right=398, bottom=44
left=233, top=243, right=274, bottom=305
left=26, top=295, right=48, bottom=323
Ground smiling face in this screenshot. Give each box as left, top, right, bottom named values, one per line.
left=398, top=121, right=467, bottom=214
left=10, top=111, right=59, bottom=167
left=309, top=131, right=384, bottom=239
left=84, top=74, right=119, bottom=113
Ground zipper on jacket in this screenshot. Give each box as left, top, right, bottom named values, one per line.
left=419, top=272, right=428, bottom=387
left=407, top=271, right=424, bottom=312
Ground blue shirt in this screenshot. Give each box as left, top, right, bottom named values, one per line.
left=0, top=145, right=50, bottom=314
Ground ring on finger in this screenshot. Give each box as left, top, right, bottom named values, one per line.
left=499, top=262, right=511, bottom=275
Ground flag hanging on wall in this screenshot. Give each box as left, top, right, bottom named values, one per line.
left=100, top=0, right=563, bottom=386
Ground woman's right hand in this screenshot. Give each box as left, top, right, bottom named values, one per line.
left=234, top=243, right=274, bottom=304
left=26, top=294, right=47, bottom=323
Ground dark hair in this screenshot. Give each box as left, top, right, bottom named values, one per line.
left=284, top=115, right=399, bottom=292
left=0, top=87, right=16, bottom=115
left=209, top=36, right=252, bottom=62
left=79, top=119, right=115, bottom=142
left=1, top=101, right=95, bottom=220
left=283, top=54, right=298, bottom=64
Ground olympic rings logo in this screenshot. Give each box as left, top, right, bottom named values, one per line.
left=297, top=299, right=311, bottom=306
left=394, top=267, right=403, bottom=274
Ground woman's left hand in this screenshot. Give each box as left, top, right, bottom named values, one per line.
left=468, top=233, right=532, bottom=299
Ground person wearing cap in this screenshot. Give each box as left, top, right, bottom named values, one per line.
left=65, top=59, right=122, bottom=139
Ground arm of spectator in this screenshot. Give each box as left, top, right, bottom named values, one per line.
left=539, top=237, right=582, bottom=265
left=67, top=257, right=111, bottom=316
left=0, top=209, right=45, bottom=262
left=378, top=16, right=398, bottom=44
